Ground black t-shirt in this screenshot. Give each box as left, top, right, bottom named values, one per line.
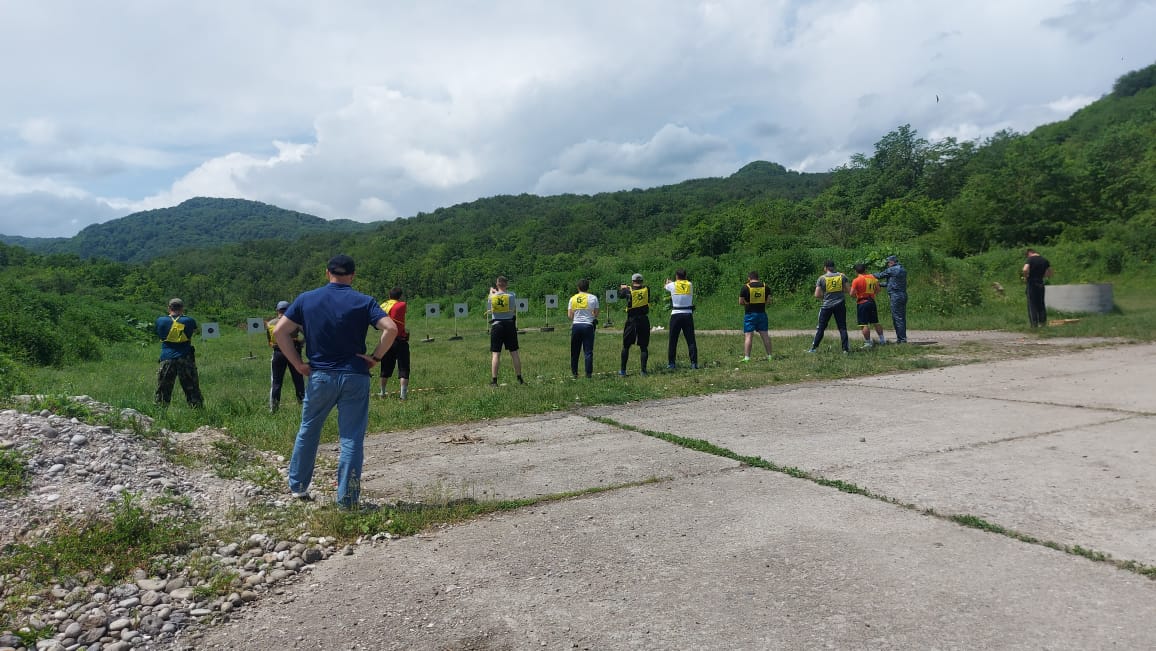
left=624, top=285, right=650, bottom=318
left=1026, top=256, right=1050, bottom=284
left=740, top=281, right=767, bottom=314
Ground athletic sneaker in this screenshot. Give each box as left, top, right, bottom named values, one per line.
left=618, top=370, right=627, bottom=377
left=741, top=357, right=750, bottom=363
left=292, top=491, right=314, bottom=502
left=805, top=348, right=817, bottom=353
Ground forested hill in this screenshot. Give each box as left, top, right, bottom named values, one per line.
left=1, top=197, right=376, bottom=264
left=1, top=163, right=826, bottom=265
left=1, top=62, right=1154, bottom=317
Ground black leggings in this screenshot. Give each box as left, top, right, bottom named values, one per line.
left=812, top=303, right=849, bottom=351
left=668, top=313, right=697, bottom=365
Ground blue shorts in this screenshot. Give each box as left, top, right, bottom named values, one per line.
left=743, top=312, right=768, bottom=333
left=856, top=301, right=879, bottom=326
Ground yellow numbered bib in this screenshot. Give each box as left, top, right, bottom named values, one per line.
left=747, top=284, right=766, bottom=304
left=630, top=287, right=649, bottom=308
left=490, top=293, right=511, bottom=313
left=824, top=275, right=844, bottom=293
left=164, top=317, right=189, bottom=343
left=570, top=294, right=589, bottom=310
left=864, top=277, right=879, bottom=295
left=674, top=280, right=691, bottom=295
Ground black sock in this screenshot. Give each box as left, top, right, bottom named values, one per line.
left=516, top=375, right=525, bottom=384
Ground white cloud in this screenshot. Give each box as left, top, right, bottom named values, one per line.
left=1047, top=95, right=1098, bottom=114
left=18, top=118, right=61, bottom=146
left=356, top=197, right=397, bottom=220
left=1, top=1, right=1154, bottom=238
left=123, top=141, right=317, bottom=214
left=0, top=191, right=120, bottom=239
left=535, top=124, right=734, bottom=195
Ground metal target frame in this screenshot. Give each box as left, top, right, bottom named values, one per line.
left=542, top=294, right=558, bottom=331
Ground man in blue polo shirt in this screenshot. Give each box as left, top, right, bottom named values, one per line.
left=274, top=254, right=397, bottom=510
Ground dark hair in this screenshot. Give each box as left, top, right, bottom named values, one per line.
left=675, top=268, right=687, bottom=280
left=854, top=263, right=866, bottom=274
left=389, top=287, right=404, bottom=300
left=577, top=278, right=590, bottom=292
left=495, top=276, right=508, bottom=287
left=327, top=254, right=356, bottom=275
left=747, top=271, right=760, bottom=280
left=823, top=260, right=836, bottom=270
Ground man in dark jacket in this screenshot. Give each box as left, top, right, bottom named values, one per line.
left=877, top=255, right=908, bottom=343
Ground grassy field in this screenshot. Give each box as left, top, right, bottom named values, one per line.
left=18, top=278, right=1155, bottom=461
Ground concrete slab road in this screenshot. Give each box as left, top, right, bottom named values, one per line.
left=181, top=342, right=1156, bottom=650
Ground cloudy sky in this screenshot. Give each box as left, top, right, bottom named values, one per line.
left=1, top=1, right=1154, bottom=238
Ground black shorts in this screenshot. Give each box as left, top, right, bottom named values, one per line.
left=378, top=339, right=410, bottom=379
left=622, top=315, right=651, bottom=348
left=856, top=301, right=879, bottom=326
left=490, top=319, right=519, bottom=353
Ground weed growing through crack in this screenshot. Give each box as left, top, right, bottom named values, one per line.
left=307, top=478, right=665, bottom=541
left=597, top=416, right=1156, bottom=581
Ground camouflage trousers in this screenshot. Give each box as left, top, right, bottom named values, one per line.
left=156, top=355, right=204, bottom=407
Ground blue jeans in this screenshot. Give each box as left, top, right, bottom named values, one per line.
left=570, top=323, right=595, bottom=377
left=287, top=371, right=371, bottom=507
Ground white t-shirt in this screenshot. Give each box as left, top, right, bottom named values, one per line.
left=664, top=280, right=693, bottom=314
left=568, top=292, right=599, bottom=326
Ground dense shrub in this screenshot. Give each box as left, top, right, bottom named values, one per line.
left=0, top=351, right=28, bottom=398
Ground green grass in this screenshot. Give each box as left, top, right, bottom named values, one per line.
left=306, top=478, right=663, bottom=540
left=0, top=448, right=29, bottom=496
left=12, top=282, right=1156, bottom=463
left=0, top=493, right=197, bottom=588
left=18, top=328, right=947, bottom=454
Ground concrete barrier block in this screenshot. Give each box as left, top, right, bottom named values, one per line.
left=1047, top=283, right=1114, bottom=313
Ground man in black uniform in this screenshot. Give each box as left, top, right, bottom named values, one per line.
left=266, top=300, right=305, bottom=412
left=618, top=273, right=651, bottom=376
left=1022, top=248, right=1053, bottom=328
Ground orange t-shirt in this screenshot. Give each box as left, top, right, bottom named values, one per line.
left=850, top=275, right=879, bottom=304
